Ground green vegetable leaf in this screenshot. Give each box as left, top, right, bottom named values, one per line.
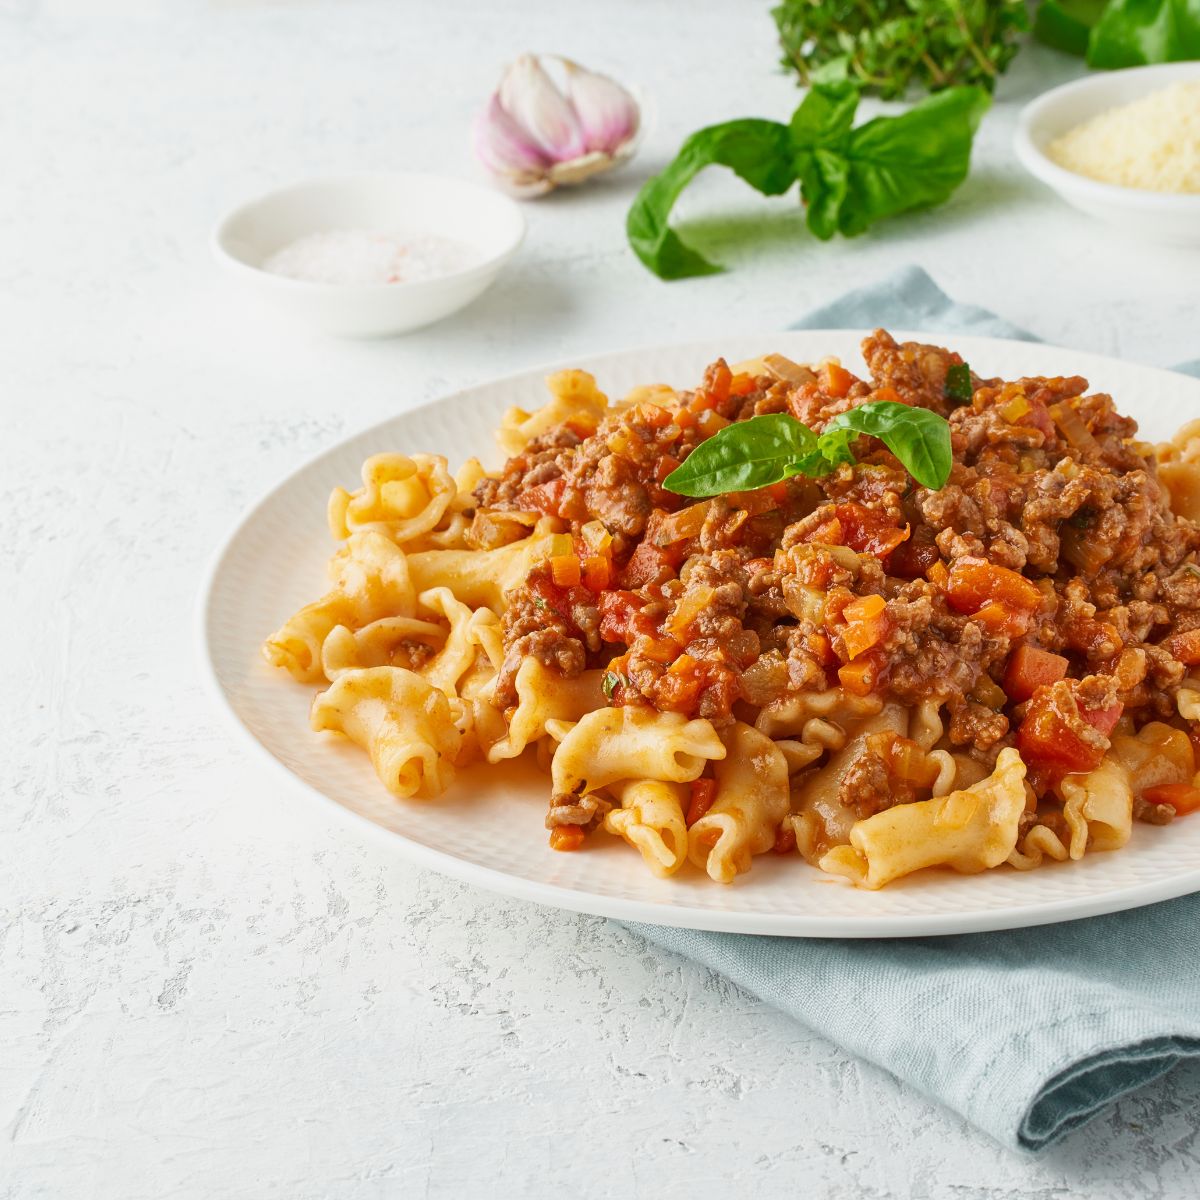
left=1034, top=0, right=1108, bottom=55
left=663, top=403, right=953, bottom=497
left=799, top=86, right=991, bottom=240
left=602, top=671, right=622, bottom=701
left=944, top=362, right=973, bottom=405
left=822, top=401, right=953, bottom=490
left=1087, top=0, right=1200, bottom=69
left=626, top=120, right=797, bottom=280
left=789, top=80, right=859, bottom=150
left=663, top=413, right=818, bottom=496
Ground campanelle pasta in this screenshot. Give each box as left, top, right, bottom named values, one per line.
left=265, top=335, right=1200, bottom=890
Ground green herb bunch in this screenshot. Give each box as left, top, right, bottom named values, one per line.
left=627, top=81, right=989, bottom=280
left=773, top=0, right=1031, bottom=99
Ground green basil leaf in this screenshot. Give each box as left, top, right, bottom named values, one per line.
left=789, top=81, right=859, bottom=151
left=1087, top=0, right=1200, bottom=69
left=662, top=413, right=818, bottom=496
left=799, top=86, right=991, bottom=239
left=1034, top=0, right=1108, bottom=55
left=813, top=426, right=858, bottom=471
left=822, top=401, right=953, bottom=490
left=626, top=120, right=798, bottom=280
left=944, top=361, right=973, bottom=405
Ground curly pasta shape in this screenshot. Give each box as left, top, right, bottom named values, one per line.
left=310, top=666, right=460, bottom=799
left=327, top=453, right=457, bottom=545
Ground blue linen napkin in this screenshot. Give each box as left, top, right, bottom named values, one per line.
left=629, top=266, right=1200, bottom=1153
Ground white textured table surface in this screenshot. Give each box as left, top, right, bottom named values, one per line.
left=5, top=3, right=1200, bottom=1197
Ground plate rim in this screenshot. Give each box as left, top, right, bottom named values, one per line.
left=197, top=329, right=1200, bottom=938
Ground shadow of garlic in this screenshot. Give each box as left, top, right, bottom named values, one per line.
left=473, top=54, right=642, bottom=197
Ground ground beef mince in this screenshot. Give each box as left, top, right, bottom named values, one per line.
left=474, top=331, right=1200, bottom=837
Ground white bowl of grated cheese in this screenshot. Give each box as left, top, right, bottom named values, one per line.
left=1015, top=63, right=1200, bottom=246
left=213, top=173, right=526, bottom=337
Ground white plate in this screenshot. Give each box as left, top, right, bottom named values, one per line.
left=199, top=331, right=1200, bottom=937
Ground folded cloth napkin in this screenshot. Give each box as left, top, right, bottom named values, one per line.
left=629, top=266, right=1200, bottom=1153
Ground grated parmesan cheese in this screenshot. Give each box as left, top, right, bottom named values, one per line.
left=263, top=230, right=479, bottom=285
left=1047, top=81, right=1200, bottom=194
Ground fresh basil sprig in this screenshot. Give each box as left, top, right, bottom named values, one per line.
left=663, top=402, right=952, bottom=497
left=627, top=82, right=989, bottom=280
left=1035, top=0, right=1200, bottom=66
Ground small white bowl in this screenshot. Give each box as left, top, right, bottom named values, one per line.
left=213, top=172, right=526, bottom=337
left=1014, top=63, right=1200, bottom=246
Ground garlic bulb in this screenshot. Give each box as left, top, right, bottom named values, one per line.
left=473, top=54, right=641, bottom=197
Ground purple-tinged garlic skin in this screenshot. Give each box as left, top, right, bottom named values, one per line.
left=474, top=54, right=642, bottom=197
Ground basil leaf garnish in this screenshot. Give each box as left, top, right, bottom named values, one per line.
left=663, top=413, right=818, bottom=496
left=823, top=401, right=953, bottom=491
left=944, top=361, right=973, bottom=405
left=663, top=401, right=952, bottom=497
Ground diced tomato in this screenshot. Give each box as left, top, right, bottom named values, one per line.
left=1004, top=644, right=1069, bottom=703
left=621, top=542, right=681, bottom=588
left=1170, top=629, right=1200, bottom=665
left=945, top=557, right=1042, bottom=617
left=598, top=590, right=652, bottom=643
left=801, top=502, right=909, bottom=559
left=765, top=481, right=790, bottom=505
left=1081, top=701, right=1123, bottom=738
left=549, top=826, right=585, bottom=851
left=1017, top=685, right=1122, bottom=778
left=821, top=361, right=857, bottom=399
left=686, top=778, right=717, bottom=827
left=653, top=453, right=681, bottom=484
left=1142, top=783, right=1200, bottom=815
left=887, top=536, right=940, bottom=579
left=514, top=477, right=566, bottom=517
left=774, top=822, right=797, bottom=855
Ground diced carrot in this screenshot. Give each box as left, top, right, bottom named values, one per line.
left=696, top=409, right=730, bottom=439
left=844, top=594, right=886, bottom=623
left=1142, top=783, right=1200, bottom=815
left=729, top=372, right=757, bottom=397
left=581, top=555, right=611, bottom=592
left=549, top=826, right=585, bottom=851
left=1170, top=629, right=1200, bottom=665
left=872, top=386, right=903, bottom=404
left=927, top=560, right=950, bottom=590
left=807, top=517, right=844, bottom=546
left=672, top=408, right=697, bottom=430
left=686, top=779, right=717, bottom=826
left=550, top=554, right=581, bottom=588
left=821, top=361, right=856, bottom=399
left=641, top=638, right=682, bottom=664
left=945, top=557, right=1042, bottom=616
left=1004, top=644, right=1069, bottom=703
left=637, top=403, right=673, bottom=429
left=838, top=659, right=878, bottom=696
left=704, top=360, right=732, bottom=405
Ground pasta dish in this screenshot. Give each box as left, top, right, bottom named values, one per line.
left=263, top=331, right=1200, bottom=890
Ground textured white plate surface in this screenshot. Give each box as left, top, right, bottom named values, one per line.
left=200, top=331, right=1200, bottom=937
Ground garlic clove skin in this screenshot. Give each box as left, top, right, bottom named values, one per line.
left=562, top=59, right=640, bottom=157
left=475, top=53, right=643, bottom=197
left=499, top=54, right=588, bottom=163
left=472, top=93, right=553, bottom=191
